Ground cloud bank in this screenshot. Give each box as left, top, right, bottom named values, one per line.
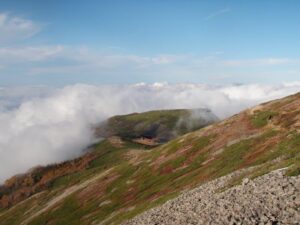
left=0, top=82, right=299, bottom=183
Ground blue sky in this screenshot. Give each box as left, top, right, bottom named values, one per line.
left=0, top=0, right=300, bottom=85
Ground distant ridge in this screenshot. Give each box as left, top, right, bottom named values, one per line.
left=96, top=108, right=219, bottom=143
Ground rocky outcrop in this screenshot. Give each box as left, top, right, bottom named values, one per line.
left=124, top=169, right=300, bottom=225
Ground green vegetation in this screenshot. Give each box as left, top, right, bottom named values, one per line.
left=124, top=110, right=188, bottom=127
left=103, top=109, right=190, bottom=139
left=0, top=197, right=40, bottom=225
left=28, top=195, right=95, bottom=225
left=105, top=163, right=135, bottom=199
left=254, top=131, right=300, bottom=166
left=51, top=140, right=122, bottom=189
left=166, top=139, right=184, bottom=155
left=105, top=191, right=179, bottom=224
left=98, top=109, right=217, bottom=142
left=189, top=135, right=212, bottom=153
left=287, top=163, right=300, bottom=176
left=210, top=139, right=252, bottom=177
left=170, top=155, right=187, bottom=168
left=251, top=110, right=278, bottom=127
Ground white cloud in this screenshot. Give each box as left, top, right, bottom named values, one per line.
left=0, top=83, right=299, bottom=183
left=0, top=44, right=300, bottom=85
left=222, top=58, right=300, bottom=67
left=0, top=13, right=41, bottom=44
left=0, top=46, right=64, bottom=63
left=1, top=44, right=299, bottom=82
left=0, top=45, right=191, bottom=79
left=0, top=45, right=181, bottom=67
left=204, top=7, right=231, bottom=21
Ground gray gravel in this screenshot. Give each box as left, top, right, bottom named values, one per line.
left=123, top=169, right=300, bottom=225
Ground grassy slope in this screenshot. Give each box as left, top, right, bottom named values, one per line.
left=0, top=93, right=299, bottom=225
left=96, top=109, right=218, bottom=141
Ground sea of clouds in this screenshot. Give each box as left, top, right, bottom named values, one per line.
left=0, top=82, right=299, bottom=183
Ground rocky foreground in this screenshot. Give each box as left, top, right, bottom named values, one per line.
left=124, top=169, right=300, bottom=225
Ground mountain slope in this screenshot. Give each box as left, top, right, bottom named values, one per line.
left=96, top=108, right=218, bottom=143
left=0, top=93, right=299, bottom=225
left=0, top=108, right=218, bottom=210
left=125, top=168, right=299, bottom=224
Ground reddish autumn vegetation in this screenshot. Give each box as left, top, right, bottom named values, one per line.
left=0, top=152, right=97, bottom=208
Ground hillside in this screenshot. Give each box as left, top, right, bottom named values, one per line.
left=96, top=108, right=219, bottom=143
left=0, top=93, right=299, bottom=225
left=0, top=108, right=218, bottom=210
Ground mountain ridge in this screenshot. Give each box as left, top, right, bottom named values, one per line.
left=96, top=108, right=219, bottom=143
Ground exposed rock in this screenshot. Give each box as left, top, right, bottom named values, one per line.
left=124, top=169, right=300, bottom=225
left=242, top=177, right=250, bottom=186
